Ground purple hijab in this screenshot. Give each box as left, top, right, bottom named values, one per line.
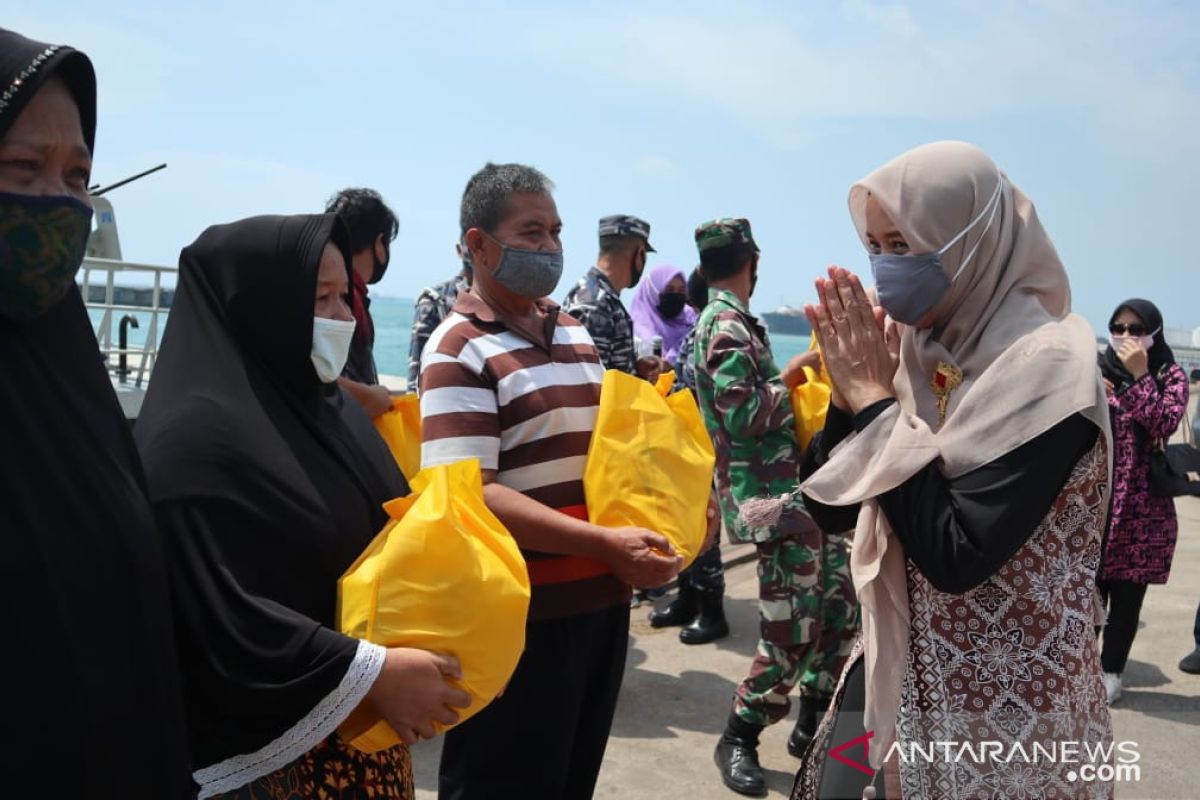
left=630, top=263, right=696, bottom=362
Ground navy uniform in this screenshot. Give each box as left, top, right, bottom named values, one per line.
left=561, top=214, right=654, bottom=375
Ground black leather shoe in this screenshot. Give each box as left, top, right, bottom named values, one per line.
left=649, top=585, right=697, bottom=628
left=787, top=694, right=832, bottom=759
left=1181, top=647, right=1200, bottom=674
left=680, top=589, right=729, bottom=644
left=715, top=717, right=767, bottom=797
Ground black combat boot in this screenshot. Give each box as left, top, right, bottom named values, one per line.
left=679, top=587, right=729, bottom=644
left=714, top=714, right=767, bottom=797
left=787, top=693, right=832, bottom=758
left=648, top=583, right=698, bottom=628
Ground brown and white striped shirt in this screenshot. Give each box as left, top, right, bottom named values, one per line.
left=419, top=291, right=629, bottom=620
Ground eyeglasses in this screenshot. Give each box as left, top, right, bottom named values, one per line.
left=1109, top=323, right=1149, bottom=336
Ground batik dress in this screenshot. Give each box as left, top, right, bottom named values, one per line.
left=796, top=439, right=1115, bottom=800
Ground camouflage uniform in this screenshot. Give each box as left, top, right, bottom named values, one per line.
left=407, top=273, right=469, bottom=390
left=691, top=218, right=858, bottom=728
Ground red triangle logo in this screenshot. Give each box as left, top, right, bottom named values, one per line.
left=828, top=730, right=875, bottom=777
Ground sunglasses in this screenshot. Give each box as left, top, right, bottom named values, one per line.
left=1109, top=323, right=1149, bottom=336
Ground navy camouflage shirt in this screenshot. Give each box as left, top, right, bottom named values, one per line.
left=562, top=266, right=636, bottom=375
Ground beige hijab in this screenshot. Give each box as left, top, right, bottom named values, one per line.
left=802, top=141, right=1110, bottom=767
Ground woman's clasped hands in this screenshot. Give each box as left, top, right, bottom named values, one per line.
left=803, top=266, right=900, bottom=414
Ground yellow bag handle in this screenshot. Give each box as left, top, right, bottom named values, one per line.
left=373, top=394, right=422, bottom=480
left=790, top=339, right=831, bottom=452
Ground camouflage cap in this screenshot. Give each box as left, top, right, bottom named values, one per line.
left=694, top=217, right=759, bottom=255
left=598, top=214, right=656, bottom=252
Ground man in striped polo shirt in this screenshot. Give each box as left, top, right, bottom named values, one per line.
left=421, top=162, right=681, bottom=800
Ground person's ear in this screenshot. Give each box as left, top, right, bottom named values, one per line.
left=465, top=229, right=488, bottom=267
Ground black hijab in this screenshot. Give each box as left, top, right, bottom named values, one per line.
left=0, top=27, right=96, bottom=152
left=134, top=213, right=407, bottom=772
left=0, top=28, right=191, bottom=797
left=1099, top=298, right=1176, bottom=390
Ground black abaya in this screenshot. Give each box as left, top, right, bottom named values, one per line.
left=134, top=213, right=407, bottom=795
left=0, top=27, right=191, bottom=798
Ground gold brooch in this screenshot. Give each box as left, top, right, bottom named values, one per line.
left=931, top=361, right=963, bottom=429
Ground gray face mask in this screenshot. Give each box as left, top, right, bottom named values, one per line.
left=868, top=174, right=1005, bottom=325
left=483, top=233, right=564, bottom=299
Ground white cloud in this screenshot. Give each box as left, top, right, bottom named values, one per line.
left=633, top=155, right=680, bottom=178
left=517, top=1, right=1200, bottom=165
left=842, top=0, right=919, bottom=37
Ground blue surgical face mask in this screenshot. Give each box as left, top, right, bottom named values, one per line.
left=483, top=232, right=563, bottom=299
left=868, top=176, right=1005, bottom=325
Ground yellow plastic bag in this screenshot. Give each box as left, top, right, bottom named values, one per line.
left=374, top=394, right=422, bottom=481
left=790, top=339, right=831, bottom=452
left=336, top=459, right=531, bottom=752
left=654, top=369, right=676, bottom=398
left=584, top=369, right=716, bottom=570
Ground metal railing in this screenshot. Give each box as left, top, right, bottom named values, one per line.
left=79, top=256, right=176, bottom=389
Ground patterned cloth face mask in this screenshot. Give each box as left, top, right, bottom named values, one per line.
left=868, top=176, right=1005, bottom=325
left=0, top=191, right=94, bottom=322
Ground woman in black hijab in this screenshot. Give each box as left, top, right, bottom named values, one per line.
left=0, top=27, right=191, bottom=797
left=135, top=213, right=469, bottom=798
left=1096, top=298, right=1189, bottom=704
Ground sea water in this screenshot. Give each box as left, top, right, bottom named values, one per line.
left=370, top=297, right=810, bottom=379
left=87, top=298, right=810, bottom=380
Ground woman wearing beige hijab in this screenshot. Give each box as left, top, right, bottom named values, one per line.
left=792, top=141, right=1114, bottom=799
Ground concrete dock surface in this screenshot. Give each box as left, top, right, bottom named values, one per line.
left=410, top=495, right=1200, bottom=799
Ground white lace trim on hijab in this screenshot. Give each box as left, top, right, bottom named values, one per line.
left=193, top=639, right=386, bottom=798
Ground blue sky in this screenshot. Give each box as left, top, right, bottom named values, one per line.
left=10, top=0, right=1200, bottom=335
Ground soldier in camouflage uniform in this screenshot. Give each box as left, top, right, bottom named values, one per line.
left=407, top=242, right=472, bottom=391
left=690, top=219, right=858, bottom=797
left=562, top=214, right=655, bottom=377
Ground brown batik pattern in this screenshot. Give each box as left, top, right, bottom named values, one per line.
left=795, top=439, right=1115, bottom=800
left=212, top=735, right=413, bottom=800
left=895, top=438, right=1114, bottom=799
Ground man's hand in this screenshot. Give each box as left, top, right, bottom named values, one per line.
left=366, top=649, right=471, bottom=745
left=636, top=356, right=666, bottom=385
left=362, top=384, right=395, bottom=418
left=603, top=527, right=683, bottom=589
left=781, top=350, right=822, bottom=389
left=339, top=378, right=395, bottom=418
